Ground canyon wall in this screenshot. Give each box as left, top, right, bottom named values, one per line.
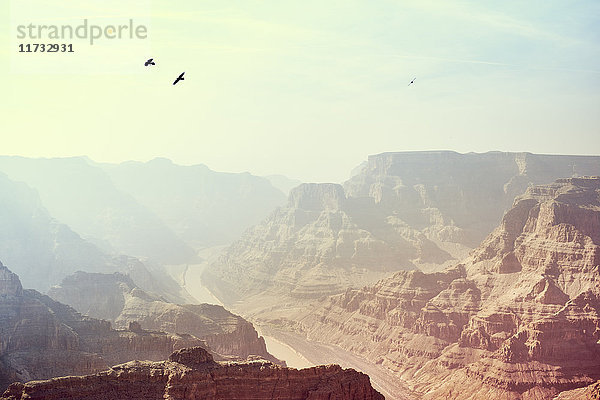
left=0, top=263, right=203, bottom=392
left=48, top=271, right=282, bottom=364
left=298, top=177, right=600, bottom=399
left=204, top=152, right=600, bottom=316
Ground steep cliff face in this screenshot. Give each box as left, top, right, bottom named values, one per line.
left=1, top=347, right=384, bottom=400
left=204, top=182, right=453, bottom=309
left=345, top=152, right=600, bottom=247
left=299, top=177, right=600, bottom=399
left=0, top=264, right=203, bottom=392
left=48, top=272, right=282, bottom=364
left=204, top=152, right=600, bottom=315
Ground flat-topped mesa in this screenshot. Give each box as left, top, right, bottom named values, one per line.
left=346, top=152, right=600, bottom=243
left=288, top=183, right=346, bottom=211
left=2, top=347, right=384, bottom=400
left=0, top=263, right=22, bottom=297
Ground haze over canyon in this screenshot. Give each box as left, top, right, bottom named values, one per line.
left=0, top=151, right=598, bottom=399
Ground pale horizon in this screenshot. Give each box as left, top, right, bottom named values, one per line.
left=2, top=0, right=599, bottom=182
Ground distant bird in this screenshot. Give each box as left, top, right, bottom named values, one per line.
left=408, top=77, right=416, bottom=86
left=173, top=72, right=185, bottom=86
left=144, top=58, right=155, bottom=66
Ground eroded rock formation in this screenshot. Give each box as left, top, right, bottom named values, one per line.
left=204, top=152, right=600, bottom=316
left=48, top=272, right=282, bottom=364
left=1, top=347, right=384, bottom=400
left=299, top=177, right=600, bottom=399
left=0, top=263, right=203, bottom=392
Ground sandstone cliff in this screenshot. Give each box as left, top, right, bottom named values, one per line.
left=203, top=182, right=455, bottom=315
left=299, top=177, right=600, bottom=399
left=204, top=152, right=600, bottom=315
left=48, top=271, right=282, bottom=365
left=1, top=347, right=384, bottom=400
left=0, top=263, right=203, bottom=392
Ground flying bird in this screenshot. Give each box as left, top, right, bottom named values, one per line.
left=408, top=77, right=416, bottom=86
left=144, top=58, right=155, bottom=66
left=173, top=72, right=185, bottom=86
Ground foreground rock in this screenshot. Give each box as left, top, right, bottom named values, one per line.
left=1, top=347, right=384, bottom=400
left=299, top=177, right=600, bottom=399
left=0, top=263, right=203, bottom=392
left=204, top=152, right=600, bottom=316
left=48, top=272, right=282, bottom=364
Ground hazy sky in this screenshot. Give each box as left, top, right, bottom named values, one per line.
left=1, top=0, right=599, bottom=182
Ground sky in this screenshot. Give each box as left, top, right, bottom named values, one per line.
left=1, top=0, right=599, bottom=182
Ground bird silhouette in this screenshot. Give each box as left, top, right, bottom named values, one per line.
left=144, top=58, right=155, bottom=66
left=408, top=77, right=416, bottom=86
left=173, top=72, right=185, bottom=85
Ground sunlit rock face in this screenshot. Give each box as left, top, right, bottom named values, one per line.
left=299, top=177, right=600, bottom=400
left=1, top=347, right=385, bottom=400
left=0, top=264, right=203, bottom=392
left=203, top=152, right=600, bottom=316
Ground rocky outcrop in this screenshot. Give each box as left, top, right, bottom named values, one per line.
left=48, top=272, right=282, bottom=364
left=299, top=177, right=600, bottom=399
left=1, top=347, right=384, bottom=400
left=204, top=152, right=600, bottom=315
left=0, top=264, right=203, bottom=392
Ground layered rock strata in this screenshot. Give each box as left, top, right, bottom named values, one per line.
left=204, top=152, right=600, bottom=313
left=0, top=264, right=203, bottom=392
left=48, top=272, right=281, bottom=364
left=1, top=347, right=384, bottom=400
left=299, top=177, right=600, bottom=399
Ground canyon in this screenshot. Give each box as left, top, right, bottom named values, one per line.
left=203, top=152, right=600, bottom=318
left=0, top=263, right=202, bottom=392
left=48, top=271, right=281, bottom=364
left=2, top=151, right=600, bottom=399
left=296, top=177, right=600, bottom=399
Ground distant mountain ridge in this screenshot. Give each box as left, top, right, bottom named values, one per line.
left=99, top=157, right=287, bottom=249
left=0, top=156, right=195, bottom=264
left=0, top=170, right=191, bottom=301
